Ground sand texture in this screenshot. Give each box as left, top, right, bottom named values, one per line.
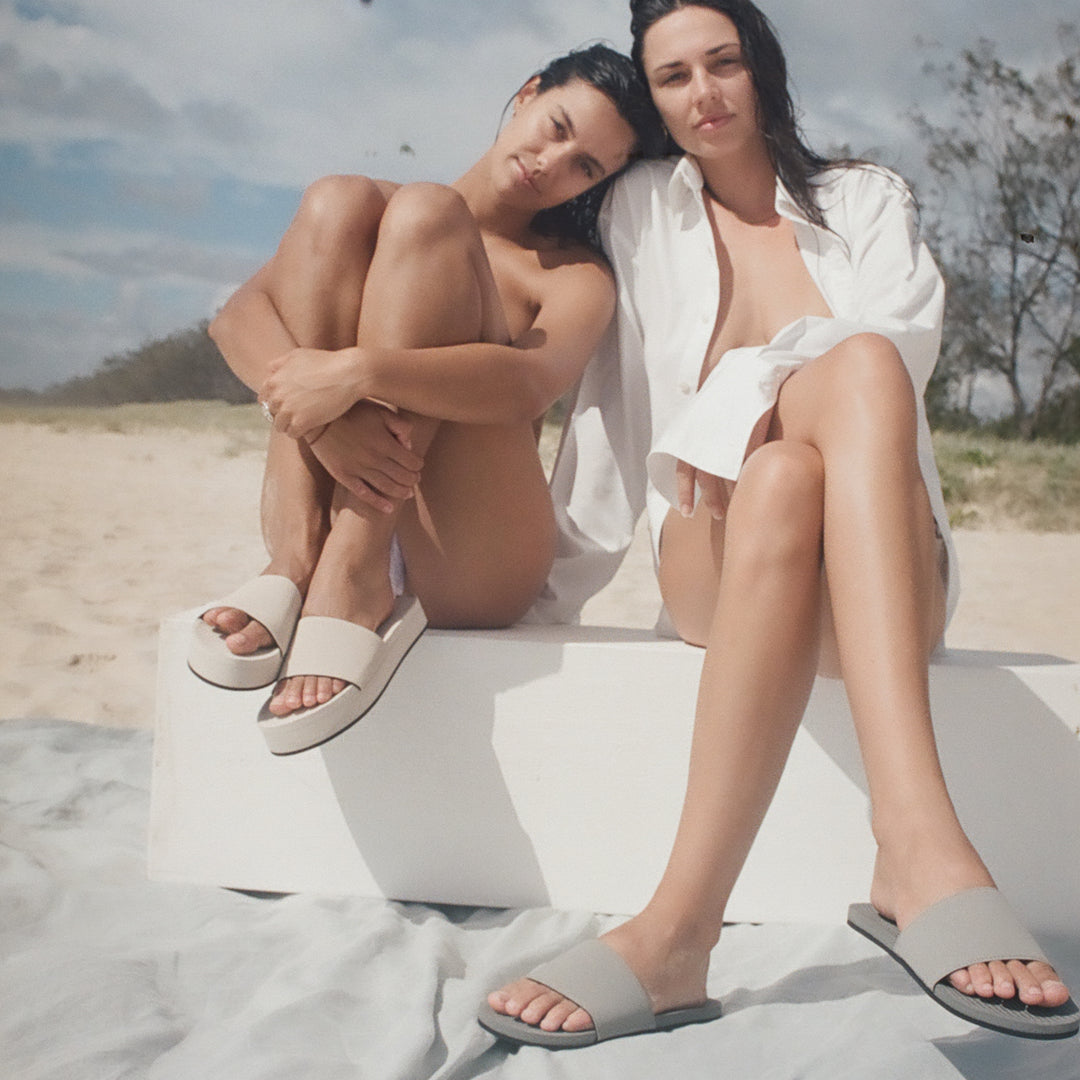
left=1, top=420, right=1076, bottom=728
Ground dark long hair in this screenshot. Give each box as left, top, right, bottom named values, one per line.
left=629, top=0, right=836, bottom=227
left=528, top=44, right=666, bottom=249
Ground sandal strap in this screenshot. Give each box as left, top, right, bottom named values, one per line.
left=895, top=887, right=1048, bottom=989
left=529, top=940, right=655, bottom=1041
left=280, top=616, right=382, bottom=688
left=211, top=575, right=301, bottom=651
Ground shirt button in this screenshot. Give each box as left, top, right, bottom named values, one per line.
left=678, top=381, right=692, bottom=395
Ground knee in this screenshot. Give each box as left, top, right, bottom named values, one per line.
left=732, top=442, right=825, bottom=564
left=295, top=174, right=386, bottom=251
left=828, top=333, right=918, bottom=435
left=377, top=182, right=473, bottom=252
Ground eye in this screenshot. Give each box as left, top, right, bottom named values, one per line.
left=551, top=117, right=568, bottom=138
left=578, top=159, right=597, bottom=180
left=709, top=55, right=742, bottom=75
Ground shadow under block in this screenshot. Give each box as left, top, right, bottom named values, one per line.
left=150, top=612, right=1080, bottom=935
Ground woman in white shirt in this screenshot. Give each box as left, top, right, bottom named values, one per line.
left=189, top=46, right=664, bottom=755
left=482, top=0, right=1076, bottom=1046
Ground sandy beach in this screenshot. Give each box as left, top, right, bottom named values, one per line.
left=1, top=418, right=1077, bottom=729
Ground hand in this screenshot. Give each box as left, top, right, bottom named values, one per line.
left=675, top=459, right=731, bottom=521
left=306, top=401, right=424, bottom=514
left=260, top=346, right=366, bottom=438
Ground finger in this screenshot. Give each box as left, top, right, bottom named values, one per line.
left=698, top=473, right=727, bottom=519
left=342, top=477, right=396, bottom=515
left=366, top=471, right=417, bottom=501
left=675, top=460, right=697, bottom=518
left=383, top=409, right=416, bottom=451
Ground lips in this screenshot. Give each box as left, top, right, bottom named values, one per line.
left=513, top=156, right=540, bottom=193
left=695, top=113, right=734, bottom=131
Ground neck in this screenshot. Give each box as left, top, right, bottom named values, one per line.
left=453, top=155, right=536, bottom=244
left=696, top=138, right=778, bottom=224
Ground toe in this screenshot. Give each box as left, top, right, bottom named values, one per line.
left=951, top=962, right=994, bottom=997
left=489, top=978, right=545, bottom=1018
left=539, top=998, right=584, bottom=1033
left=1009, top=960, right=1043, bottom=1005
left=561, top=1006, right=595, bottom=1033
left=519, top=989, right=564, bottom=1027
left=987, top=960, right=1016, bottom=999
left=225, top=618, right=273, bottom=655
left=1026, top=961, right=1071, bottom=1008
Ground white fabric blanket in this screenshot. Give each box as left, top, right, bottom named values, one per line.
left=2, top=719, right=1076, bottom=1079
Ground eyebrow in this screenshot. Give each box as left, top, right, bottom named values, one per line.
left=557, top=105, right=608, bottom=178
left=651, top=42, right=741, bottom=76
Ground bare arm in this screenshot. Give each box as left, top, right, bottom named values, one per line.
left=260, top=256, right=618, bottom=436
left=208, top=265, right=297, bottom=392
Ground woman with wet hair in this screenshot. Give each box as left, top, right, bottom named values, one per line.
left=482, top=1, right=1077, bottom=1046
left=189, top=44, right=665, bottom=755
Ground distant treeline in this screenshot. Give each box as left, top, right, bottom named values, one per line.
left=0, top=321, right=253, bottom=407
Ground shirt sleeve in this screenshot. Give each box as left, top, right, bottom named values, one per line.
left=841, top=167, right=945, bottom=395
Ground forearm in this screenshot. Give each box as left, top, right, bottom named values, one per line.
left=208, top=282, right=298, bottom=393
left=359, top=338, right=563, bottom=426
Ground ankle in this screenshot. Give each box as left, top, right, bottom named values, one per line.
left=632, top=899, right=723, bottom=957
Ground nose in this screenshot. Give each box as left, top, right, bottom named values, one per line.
left=689, top=66, right=717, bottom=107
left=535, top=141, right=576, bottom=176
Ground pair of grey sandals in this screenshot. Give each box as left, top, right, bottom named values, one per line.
left=479, top=888, right=1079, bottom=1048
left=187, top=574, right=426, bottom=754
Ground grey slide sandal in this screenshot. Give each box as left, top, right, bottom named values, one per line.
left=257, top=594, right=426, bottom=755
left=477, top=938, right=724, bottom=1049
left=848, top=888, right=1079, bottom=1039
left=188, top=575, right=302, bottom=690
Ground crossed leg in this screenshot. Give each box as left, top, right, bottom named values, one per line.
left=489, top=332, right=1069, bottom=1033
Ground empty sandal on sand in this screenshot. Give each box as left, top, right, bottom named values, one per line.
left=188, top=575, right=303, bottom=690
left=848, top=888, right=1079, bottom=1039
left=257, top=594, right=426, bottom=755
left=477, top=939, right=724, bottom=1049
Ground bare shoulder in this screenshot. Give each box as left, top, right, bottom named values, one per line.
left=533, top=238, right=615, bottom=294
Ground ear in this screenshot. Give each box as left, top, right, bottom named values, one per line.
left=512, top=75, right=542, bottom=114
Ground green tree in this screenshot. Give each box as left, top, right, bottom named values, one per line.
left=914, top=29, right=1080, bottom=438
left=44, top=321, right=252, bottom=406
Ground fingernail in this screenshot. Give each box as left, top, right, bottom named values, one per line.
left=680, top=504, right=693, bottom=518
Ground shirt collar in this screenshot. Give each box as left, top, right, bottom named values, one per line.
left=667, top=153, right=822, bottom=231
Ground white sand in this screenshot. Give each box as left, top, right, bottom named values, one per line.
left=1, top=420, right=1077, bottom=728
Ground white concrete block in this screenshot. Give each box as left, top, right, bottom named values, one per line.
left=149, top=611, right=1080, bottom=935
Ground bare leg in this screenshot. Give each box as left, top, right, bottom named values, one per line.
left=771, top=334, right=1068, bottom=1005
left=491, top=440, right=828, bottom=1031
left=203, top=175, right=392, bottom=652
left=491, top=332, right=1068, bottom=1033
left=270, top=183, right=556, bottom=714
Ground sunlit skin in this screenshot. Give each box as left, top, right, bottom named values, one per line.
left=202, top=75, right=638, bottom=716
left=487, top=6, right=1071, bottom=1035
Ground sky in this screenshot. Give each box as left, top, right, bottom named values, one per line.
left=0, top=0, right=1075, bottom=391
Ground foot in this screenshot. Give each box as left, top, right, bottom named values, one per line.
left=870, top=833, right=1071, bottom=1008
left=266, top=557, right=396, bottom=718
left=202, top=562, right=312, bottom=656
left=201, top=601, right=275, bottom=656
left=486, top=912, right=713, bottom=1034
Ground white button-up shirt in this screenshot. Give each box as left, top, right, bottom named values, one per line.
left=532, top=155, right=958, bottom=630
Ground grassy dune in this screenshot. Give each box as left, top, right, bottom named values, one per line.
left=3, top=401, right=1079, bottom=532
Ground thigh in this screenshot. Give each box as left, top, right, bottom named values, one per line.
left=771, top=342, right=948, bottom=663
left=657, top=504, right=724, bottom=647
left=396, top=422, right=557, bottom=628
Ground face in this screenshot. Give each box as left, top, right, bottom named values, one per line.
left=641, top=5, right=762, bottom=160
left=494, top=77, right=637, bottom=211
